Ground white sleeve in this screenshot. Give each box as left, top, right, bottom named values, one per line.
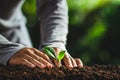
left=37, top=0, right=68, bottom=50
left=0, top=34, right=25, bottom=65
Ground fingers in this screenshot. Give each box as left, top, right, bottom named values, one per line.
left=70, top=57, right=77, bottom=67
left=53, top=59, right=61, bottom=67
left=24, top=50, right=53, bottom=68
left=22, top=53, right=46, bottom=68
left=63, top=53, right=83, bottom=68
left=33, top=48, right=52, bottom=64
left=52, top=48, right=83, bottom=68
left=37, top=57, right=53, bottom=67
left=63, top=54, right=73, bottom=68
left=75, top=58, right=83, bottom=68
left=9, top=48, right=53, bottom=68
left=9, top=58, right=36, bottom=68
left=53, top=48, right=74, bottom=68
left=23, top=48, right=53, bottom=68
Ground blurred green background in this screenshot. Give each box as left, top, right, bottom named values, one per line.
left=22, top=0, right=120, bottom=65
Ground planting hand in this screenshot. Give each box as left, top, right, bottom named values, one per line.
left=8, top=48, right=53, bottom=68
left=54, top=48, right=83, bottom=68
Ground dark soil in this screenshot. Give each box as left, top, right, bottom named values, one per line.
left=0, top=64, right=120, bottom=80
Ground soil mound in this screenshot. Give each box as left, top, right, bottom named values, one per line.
left=0, top=64, right=120, bottom=80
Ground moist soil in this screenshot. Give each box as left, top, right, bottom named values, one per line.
left=0, top=64, right=120, bottom=80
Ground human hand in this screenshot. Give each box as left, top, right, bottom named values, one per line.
left=9, top=48, right=53, bottom=68
left=53, top=48, right=83, bottom=68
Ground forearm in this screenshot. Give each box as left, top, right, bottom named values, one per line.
left=0, top=34, right=25, bottom=65
left=37, top=0, right=68, bottom=50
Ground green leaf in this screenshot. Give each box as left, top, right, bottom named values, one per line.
left=58, top=51, right=65, bottom=62
left=43, top=47, right=56, bottom=59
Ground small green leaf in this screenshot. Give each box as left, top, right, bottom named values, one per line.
left=43, top=47, right=56, bottom=59
left=58, top=51, right=65, bottom=62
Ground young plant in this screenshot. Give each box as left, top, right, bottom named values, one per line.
left=43, top=47, right=65, bottom=67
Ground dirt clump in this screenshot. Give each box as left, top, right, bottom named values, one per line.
left=0, top=64, right=120, bottom=80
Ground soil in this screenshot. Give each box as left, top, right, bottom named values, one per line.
left=0, top=64, right=120, bottom=80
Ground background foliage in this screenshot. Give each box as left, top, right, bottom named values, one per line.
left=22, top=0, right=120, bottom=65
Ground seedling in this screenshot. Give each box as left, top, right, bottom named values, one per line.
left=43, top=47, right=65, bottom=67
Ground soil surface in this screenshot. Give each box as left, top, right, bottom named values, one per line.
left=0, top=64, right=120, bottom=80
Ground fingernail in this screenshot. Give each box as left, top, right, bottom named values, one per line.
left=49, top=65, right=53, bottom=68
left=47, top=64, right=52, bottom=68
left=30, top=64, right=36, bottom=68
left=41, top=65, right=46, bottom=68
left=68, top=65, right=73, bottom=68
left=74, top=65, right=77, bottom=67
left=79, top=64, right=83, bottom=68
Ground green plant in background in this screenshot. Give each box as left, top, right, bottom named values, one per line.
left=43, top=47, right=65, bottom=67
left=67, top=0, right=120, bottom=65
left=22, top=0, right=37, bottom=28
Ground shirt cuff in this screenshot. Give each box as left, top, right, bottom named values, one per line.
left=40, top=41, right=66, bottom=51
left=0, top=43, right=26, bottom=65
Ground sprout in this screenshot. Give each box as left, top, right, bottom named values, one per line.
left=43, top=47, right=65, bottom=67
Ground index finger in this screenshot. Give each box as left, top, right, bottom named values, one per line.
left=63, top=54, right=73, bottom=68
left=32, top=48, right=53, bottom=64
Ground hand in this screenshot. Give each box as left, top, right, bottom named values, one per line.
left=54, top=48, right=83, bottom=68
left=9, top=48, right=53, bottom=68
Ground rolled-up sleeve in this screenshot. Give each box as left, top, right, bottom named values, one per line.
left=0, top=35, right=25, bottom=65
left=37, top=0, right=68, bottom=50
